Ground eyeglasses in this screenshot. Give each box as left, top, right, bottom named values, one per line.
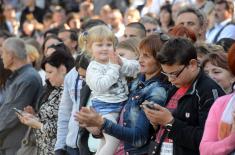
left=161, top=65, right=187, bottom=79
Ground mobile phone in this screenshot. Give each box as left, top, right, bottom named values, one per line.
left=13, top=108, right=23, bottom=116
left=145, top=103, right=155, bottom=109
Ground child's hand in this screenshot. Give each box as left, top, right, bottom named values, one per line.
left=109, top=51, right=120, bottom=65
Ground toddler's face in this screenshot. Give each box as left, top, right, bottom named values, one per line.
left=90, top=39, right=114, bottom=64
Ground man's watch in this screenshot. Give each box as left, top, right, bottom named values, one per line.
left=165, top=118, right=175, bottom=132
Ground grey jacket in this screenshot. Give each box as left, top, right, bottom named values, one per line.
left=0, top=64, right=42, bottom=151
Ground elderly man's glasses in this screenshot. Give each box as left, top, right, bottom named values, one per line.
left=161, top=65, right=187, bottom=79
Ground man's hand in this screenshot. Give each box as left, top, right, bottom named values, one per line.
left=142, top=101, right=173, bottom=126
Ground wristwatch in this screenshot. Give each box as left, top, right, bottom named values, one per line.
left=165, top=118, right=175, bottom=132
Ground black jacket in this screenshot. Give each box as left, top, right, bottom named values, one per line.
left=157, top=70, right=225, bottom=155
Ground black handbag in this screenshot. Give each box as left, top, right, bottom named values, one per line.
left=16, top=127, right=37, bottom=155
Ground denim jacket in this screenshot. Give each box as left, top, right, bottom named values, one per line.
left=102, top=74, right=169, bottom=154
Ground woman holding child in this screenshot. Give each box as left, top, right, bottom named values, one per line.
left=75, top=31, right=169, bottom=155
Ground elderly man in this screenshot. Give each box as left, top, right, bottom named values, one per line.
left=0, top=37, right=42, bottom=155
left=175, top=6, right=207, bottom=41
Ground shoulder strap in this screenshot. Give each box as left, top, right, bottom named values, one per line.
left=213, top=22, right=235, bottom=43
left=151, top=129, right=170, bottom=155
left=74, top=74, right=80, bottom=102
left=24, top=127, right=32, bottom=140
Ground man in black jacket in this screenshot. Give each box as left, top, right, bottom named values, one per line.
left=143, top=37, right=225, bottom=155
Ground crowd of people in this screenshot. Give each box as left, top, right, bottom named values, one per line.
left=0, top=0, right=235, bottom=155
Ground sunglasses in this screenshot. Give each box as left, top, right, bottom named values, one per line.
left=48, top=42, right=64, bottom=49
left=159, top=32, right=170, bottom=42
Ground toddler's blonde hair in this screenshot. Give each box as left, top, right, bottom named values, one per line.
left=79, top=25, right=116, bottom=56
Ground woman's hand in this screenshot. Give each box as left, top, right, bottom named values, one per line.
left=17, top=112, right=42, bottom=129
left=142, top=101, right=173, bottom=126
left=24, top=105, right=36, bottom=115
left=74, top=107, right=104, bottom=129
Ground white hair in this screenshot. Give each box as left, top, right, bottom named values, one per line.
left=3, top=37, right=27, bottom=60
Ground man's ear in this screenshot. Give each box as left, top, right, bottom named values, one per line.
left=189, top=59, right=199, bottom=71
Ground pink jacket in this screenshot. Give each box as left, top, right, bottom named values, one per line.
left=200, top=93, right=235, bottom=155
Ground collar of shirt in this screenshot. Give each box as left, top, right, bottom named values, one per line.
left=215, top=18, right=232, bottom=28
left=8, top=64, right=32, bottom=80
left=5, top=20, right=14, bottom=33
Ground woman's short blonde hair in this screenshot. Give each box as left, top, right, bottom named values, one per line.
left=25, top=44, right=40, bottom=67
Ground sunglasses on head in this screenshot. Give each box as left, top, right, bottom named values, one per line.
left=48, top=42, right=64, bottom=49
left=159, top=32, right=170, bottom=42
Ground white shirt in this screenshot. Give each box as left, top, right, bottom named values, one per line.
left=206, top=18, right=235, bottom=43
left=86, top=58, right=139, bottom=103
left=115, top=24, right=125, bottom=38
left=55, top=68, right=83, bottom=150
left=5, top=20, right=14, bottom=34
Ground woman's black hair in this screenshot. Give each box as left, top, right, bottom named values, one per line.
left=42, top=35, right=63, bottom=54
left=41, top=49, right=75, bottom=73
left=159, top=4, right=174, bottom=27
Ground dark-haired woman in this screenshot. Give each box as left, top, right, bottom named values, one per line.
left=159, top=4, right=174, bottom=33
left=17, top=50, right=74, bottom=155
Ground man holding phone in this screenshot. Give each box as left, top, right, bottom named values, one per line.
left=143, top=38, right=225, bottom=155
left=0, top=37, right=42, bottom=155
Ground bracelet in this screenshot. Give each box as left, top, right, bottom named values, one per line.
left=165, top=117, right=175, bottom=132
left=167, top=117, right=175, bottom=125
